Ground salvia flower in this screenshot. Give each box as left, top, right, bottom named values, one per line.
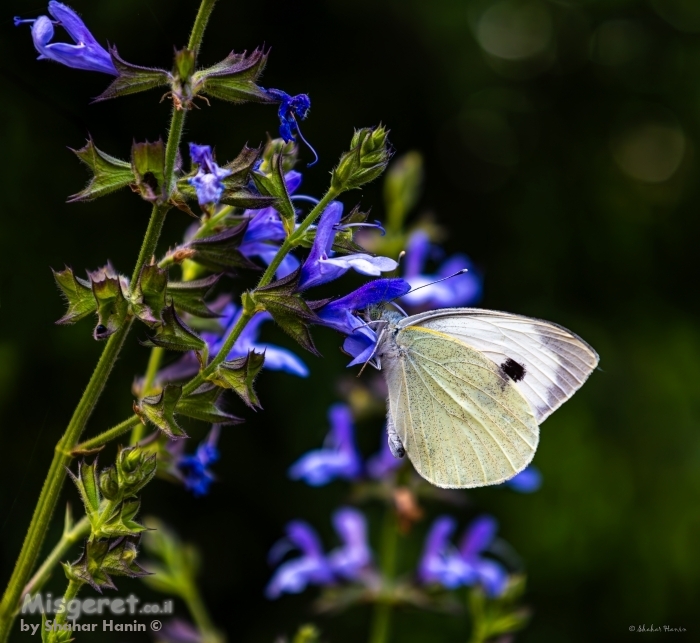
left=187, top=143, right=232, bottom=207
left=418, top=515, right=508, bottom=597
left=298, top=202, right=399, bottom=291
left=168, top=426, right=220, bottom=497
left=15, top=2, right=117, bottom=75
left=159, top=302, right=308, bottom=384
left=316, top=278, right=411, bottom=366
left=504, top=465, right=542, bottom=493
left=264, top=88, right=318, bottom=165
left=238, top=171, right=303, bottom=278
left=402, top=230, right=482, bottom=309
left=288, top=404, right=362, bottom=486
left=266, top=507, right=371, bottom=599
left=265, top=520, right=333, bottom=599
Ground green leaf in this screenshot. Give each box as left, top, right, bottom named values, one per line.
left=194, top=48, right=272, bottom=104
left=100, top=500, right=147, bottom=538
left=166, top=274, right=220, bottom=318
left=52, top=266, right=97, bottom=324
left=251, top=152, right=296, bottom=236
left=176, top=383, right=244, bottom=423
left=94, top=46, right=170, bottom=102
left=253, top=270, right=321, bottom=355
left=186, top=222, right=259, bottom=273
left=131, top=139, right=166, bottom=203
left=142, top=305, right=206, bottom=353
left=89, top=266, right=129, bottom=340
left=138, top=384, right=187, bottom=439
left=205, top=350, right=265, bottom=409
left=133, top=264, right=168, bottom=325
left=68, top=138, right=134, bottom=202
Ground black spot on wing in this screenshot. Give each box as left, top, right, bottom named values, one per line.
left=501, top=358, right=526, bottom=382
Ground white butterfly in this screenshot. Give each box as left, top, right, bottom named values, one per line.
left=373, top=308, right=599, bottom=489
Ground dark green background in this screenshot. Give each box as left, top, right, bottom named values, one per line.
left=1, top=0, right=699, bottom=641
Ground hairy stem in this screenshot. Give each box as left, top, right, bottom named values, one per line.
left=53, top=579, right=83, bottom=627
left=22, top=516, right=91, bottom=600
left=130, top=346, right=165, bottom=444
left=187, top=0, right=219, bottom=56
left=74, top=415, right=142, bottom=454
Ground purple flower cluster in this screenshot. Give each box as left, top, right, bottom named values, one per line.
left=188, top=144, right=232, bottom=208
left=266, top=507, right=372, bottom=598
left=419, top=515, right=508, bottom=597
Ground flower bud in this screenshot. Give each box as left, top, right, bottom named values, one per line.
left=331, top=126, right=392, bottom=192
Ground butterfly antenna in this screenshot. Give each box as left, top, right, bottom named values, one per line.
left=395, top=268, right=470, bottom=302
left=357, top=328, right=386, bottom=377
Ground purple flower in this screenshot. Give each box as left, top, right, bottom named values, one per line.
left=327, top=508, right=372, bottom=580
left=238, top=171, right=303, bottom=278
left=288, top=404, right=362, bottom=486
left=168, top=427, right=220, bottom=497
left=15, top=2, right=117, bottom=75
left=264, top=88, right=318, bottom=166
left=366, top=430, right=403, bottom=479
left=402, top=230, right=482, bottom=309
left=298, top=202, right=398, bottom=290
left=316, top=278, right=410, bottom=366
left=419, top=515, right=508, bottom=597
left=504, top=465, right=542, bottom=493
left=158, top=619, right=202, bottom=643
left=265, top=521, right=333, bottom=599
left=187, top=144, right=232, bottom=207
left=266, top=507, right=372, bottom=599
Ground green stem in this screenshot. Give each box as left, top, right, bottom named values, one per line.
left=22, top=516, right=91, bottom=600
left=187, top=0, right=218, bottom=55
left=183, top=586, right=224, bottom=643
left=368, top=507, right=399, bottom=643
left=53, top=579, right=83, bottom=627
left=74, top=415, right=142, bottom=454
left=257, top=188, right=338, bottom=288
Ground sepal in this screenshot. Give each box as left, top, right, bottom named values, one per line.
left=136, top=384, right=187, bottom=439
left=205, top=350, right=265, bottom=409
left=142, top=305, right=206, bottom=353
left=251, top=153, right=296, bottom=235
left=170, top=48, right=196, bottom=109
left=131, top=140, right=167, bottom=204
left=331, top=126, right=392, bottom=192
left=252, top=270, right=321, bottom=355
left=133, top=264, right=168, bottom=325
left=185, top=222, right=258, bottom=273
left=89, top=266, right=129, bottom=340
left=166, top=274, right=220, bottom=318
left=94, top=46, right=170, bottom=102
left=68, top=139, right=134, bottom=202
left=332, top=205, right=371, bottom=254
left=63, top=536, right=149, bottom=593
left=194, top=48, right=271, bottom=104
left=176, top=383, right=244, bottom=423
left=52, top=266, right=97, bottom=324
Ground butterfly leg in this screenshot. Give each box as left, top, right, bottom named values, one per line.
left=387, top=415, right=405, bottom=459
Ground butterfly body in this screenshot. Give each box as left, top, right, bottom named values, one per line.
left=375, top=308, right=599, bottom=489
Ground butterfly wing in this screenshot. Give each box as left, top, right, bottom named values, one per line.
left=383, top=325, right=539, bottom=488
left=401, top=308, right=599, bottom=423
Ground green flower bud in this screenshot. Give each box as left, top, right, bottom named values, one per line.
left=331, top=126, right=392, bottom=192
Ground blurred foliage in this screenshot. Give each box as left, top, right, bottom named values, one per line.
left=1, top=0, right=699, bottom=642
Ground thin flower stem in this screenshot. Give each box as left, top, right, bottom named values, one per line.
left=22, top=516, right=91, bottom=600
left=0, top=0, right=219, bottom=636
left=130, top=346, right=165, bottom=444
left=187, top=0, right=218, bottom=55
left=183, top=586, right=225, bottom=643
left=368, top=507, right=399, bottom=643
left=74, top=415, right=142, bottom=454
left=53, top=579, right=83, bottom=627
